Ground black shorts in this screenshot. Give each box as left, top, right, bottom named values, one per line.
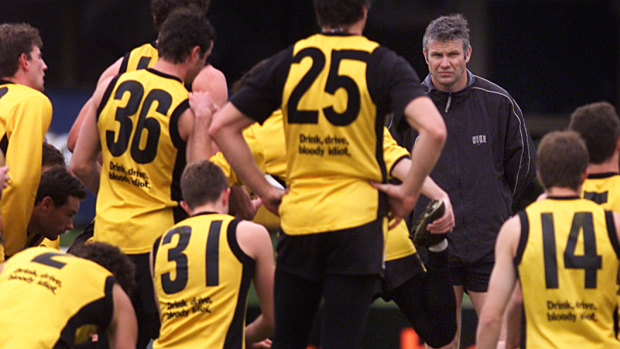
left=448, top=254, right=494, bottom=293
left=127, top=253, right=160, bottom=344
left=276, top=219, right=384, bottom=281
left=381, top=253, right=425, bottom=298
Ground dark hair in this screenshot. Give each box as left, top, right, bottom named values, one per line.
left=181, top=160, right=228, bottom=210
left=42, top=142, right=66, bottom=169
left=69, top=242, right=137, bottom=294
left=35, top=166, right=87, bottom=206
left=537, top=131, right=588, bottom=191
left=568, top=101, right=620, bottom=164
left=423, top=14, right=470, bottom=53
left=232, top=59, right=269, bottom=94
left=313, top=0, right=370, bottom=28
left=157, top=7, right=215, bottom=63
left=151, top=0, right=211, bottom=32
left=0, top=23, right=43, bottom=78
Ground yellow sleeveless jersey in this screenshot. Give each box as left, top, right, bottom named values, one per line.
left=95, top=68, right=190, bottom=254
left=279, top=34, right=383, bottom=234
left=0, top=247, right=115, bottom=347
left=211, top=109, right=414, bottom=260
left=152, top=213, right=254, bottom=349
left=119, top=42, right=158, bottom=74
left=516, top=197, right=620, bottom=348
left=0, top=81, right=52, bottom=259
left=582, top=173, right=620, bottom=210
left=231, top=33, right=425, bottom=235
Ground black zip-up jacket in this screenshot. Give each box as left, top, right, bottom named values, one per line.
left=391, top=70, right=536, bottom=263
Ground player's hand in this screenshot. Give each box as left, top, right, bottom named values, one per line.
left=189, top=91, right=217, bottom=120
left=261, top=185, right=286, bottom=217
left=248, top=338, right=272, bottom=349
left=0, top=166, right=10, bottom=199
left=370, top=181, right=417, bottom=229
left=426, top=195, right=455, bottom=234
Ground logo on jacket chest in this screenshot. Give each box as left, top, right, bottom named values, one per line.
left=472, top=134, right=487, bottom=146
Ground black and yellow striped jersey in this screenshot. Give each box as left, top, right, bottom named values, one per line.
left=0, top=80, right=52, bottom=259
left=0, top=247, right=115, bottom=347
left=95, top=68, right=190, bottom=254
left=516, top=197, right=620, bottom=348
left=152, top=213, right=254, bottom=348
left=231, top=33, right=426, bottom=235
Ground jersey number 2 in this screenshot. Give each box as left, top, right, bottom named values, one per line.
left=288, top=48, right=369, bottom=126
left=541, top=212, right=602, bottom=289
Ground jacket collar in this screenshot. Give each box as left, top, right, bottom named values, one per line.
left=423, top=70, right=475, bottom=93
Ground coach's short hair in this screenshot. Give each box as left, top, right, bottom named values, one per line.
left=537, top=131, right=588, bottom=191
left=157, top=7, right=215, bottom=63
left=313, top=0, right=370, bottom=28
left=181, top=160, right=229, bottom=210
left=151, top=0, right=210, bottom=32
left=423, top=14, right=470, bottom=54
left=568, top=101, right=620, bottom=164
left=35, top=166, right=87, bottom=206
left=0, top=23, right=43, bottom=78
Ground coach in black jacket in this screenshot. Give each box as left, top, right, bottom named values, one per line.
left=390, top=14, right=536, bottom=348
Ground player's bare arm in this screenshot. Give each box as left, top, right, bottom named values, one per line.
left=71, top=76, right=111, bottom=193
left=476, top=215, right=520, bottom=349
left=108, top=282, right=138, bottom=349
left=373, top=96, right=446, bottom=224
left=209, top=103, right=284, bottom=215
left=236, top=220, right=275, bottom=345
left=67, top=57, right=124, bottom=152
left=391, top=157, right=454, bottom=233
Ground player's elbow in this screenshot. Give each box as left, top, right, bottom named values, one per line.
left=429, top=121, right=447, bottom=148
left=70, top=159, right=89, bottom=180
left=478, top=309, right=502, bottom=332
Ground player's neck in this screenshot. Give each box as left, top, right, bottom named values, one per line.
left=151, top=60, right=186, bottom=82
left=587, top=153, right=620, bottom=174
left=190, top=201, right=227, bottom=216
left=2, top=73, right=32, bottom=90
left=546, top=187, right=581, bottom=197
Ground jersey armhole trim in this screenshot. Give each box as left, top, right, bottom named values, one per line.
left=119, top=52, right=131, bottom=74
left=227, top=218, right=255, bottom=267
left=96, top=75, right=121, bottom=122
left=514, top=211, right=529, bottom=266
left=169, top=99, right=189, bottom=149
left=605, top=210, right=620, bottom=259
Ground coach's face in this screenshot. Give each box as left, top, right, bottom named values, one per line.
left=424, top=39, right=471, bottom=93
left=39, top=196, right=80, bottom=240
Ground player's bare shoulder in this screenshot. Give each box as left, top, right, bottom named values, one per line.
left=235, top=219, right=271, bottom=259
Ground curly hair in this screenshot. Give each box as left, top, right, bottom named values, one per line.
left=69, top=242, right=137, bottom=294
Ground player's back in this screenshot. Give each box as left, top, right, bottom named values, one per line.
left=119, top=42, right=159, bottom=74
left=280, top=33, right=387, bottom=234
left=152, top=213, right=254, bottom=348
left=95, top=68, right=190, bottom=254
left=516, top=197, right=620, bottom=348
left=583, top=173, right=620, bottom=210
left=0, top=247, right=114, bottom=348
